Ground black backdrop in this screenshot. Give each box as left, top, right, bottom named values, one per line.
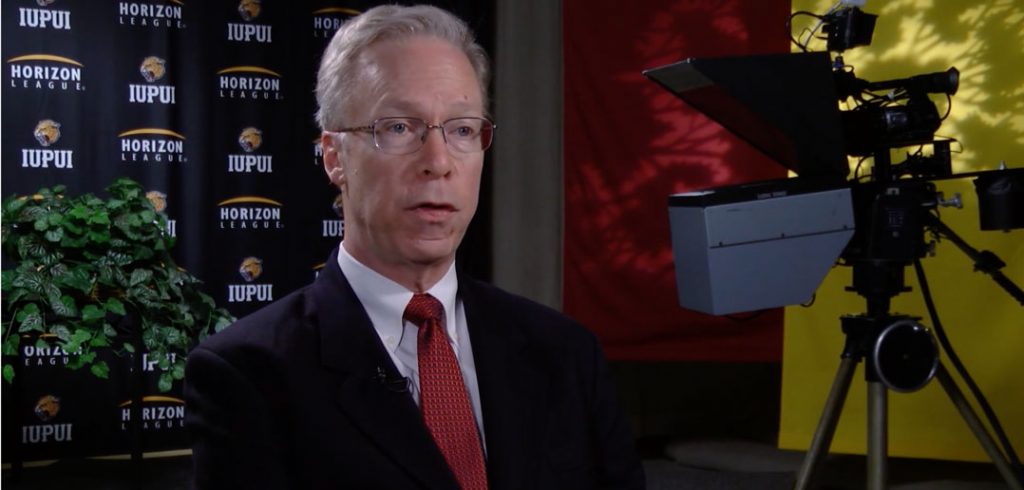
left=2, top=0, right=494, bottom=461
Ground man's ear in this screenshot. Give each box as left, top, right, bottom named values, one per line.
left=321, top=133, right=346, bottom=188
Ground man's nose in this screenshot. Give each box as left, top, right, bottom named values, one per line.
left=417, top=126, right=454, bottom=177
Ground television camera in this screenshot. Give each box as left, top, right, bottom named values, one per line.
left=643, top=2, right=1024, bottom=489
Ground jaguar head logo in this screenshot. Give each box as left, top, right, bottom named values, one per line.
left=139, top=56, right=166, bottom=83
left=146, top=191, right=167, bottom=213
left=33, top=119, right=61, bottom=147
left=331, top=192, right=344, bottom=219
left=239, top=257, right=263, bottom=282
left=238, top=127, right=263, bottom=153
left=34, top=395, right=61, bottom=422
left=238, top=0, right=261, bottom=21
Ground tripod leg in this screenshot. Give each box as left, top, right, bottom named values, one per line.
left=795, top=357, right=859, bottom=490
left=867, top=382, right=888, bottom=490
left=934, top=363, right=1024, bottom=490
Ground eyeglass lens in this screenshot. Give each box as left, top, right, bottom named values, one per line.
left=373, top=117, right=493, bottom=155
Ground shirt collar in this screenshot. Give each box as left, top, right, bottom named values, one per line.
left=336, top=243, right=459, bottom=346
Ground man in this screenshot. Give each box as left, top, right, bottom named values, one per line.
left=184, top=5, right=644, bottom=489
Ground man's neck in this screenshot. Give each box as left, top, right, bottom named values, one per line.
left=341, top=241, right=453, bottom=293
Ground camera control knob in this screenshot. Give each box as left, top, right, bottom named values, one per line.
left=937, top=192, right=962, bottom=209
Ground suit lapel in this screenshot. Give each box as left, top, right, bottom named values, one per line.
left=461, top=277, right=547, bottom=490
left=313, top=251, right=458, bottom=490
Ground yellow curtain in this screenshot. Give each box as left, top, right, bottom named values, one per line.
left=780, top=0, right=1024, bottom=461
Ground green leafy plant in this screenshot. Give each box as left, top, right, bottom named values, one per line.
left=2, top=178, right=233, bottom=392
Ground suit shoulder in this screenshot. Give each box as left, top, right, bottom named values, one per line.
left=465, top=278, right=597, bottom=344
left=197, top=285, right=314, bottom=355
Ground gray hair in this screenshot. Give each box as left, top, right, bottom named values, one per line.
left=315, top=4, right=490, bottom=131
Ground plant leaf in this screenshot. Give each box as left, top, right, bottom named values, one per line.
left=51, top=294, right=78, bottom=318
left=158, top=372, right=173, bottom=393
left=2, top=334, right=21, bottom=355
left=60, top=267, right=92, bottom=292
left=88, top=230, right=110, bottom=245
left=90, top=333, right=110, bottom=347
left=48, top=262, right=69, bottom=278
left=1, top=269, right=12, bottom=291
left=53, top=325, right=72, bottom=341
left=3, top=365, right=14, bottom=384
left=88, top=211, right=111, bottom=226
left=68, top=204, right=90, bottom=219
left=71, top=329, right=92, bottom=345
left=105, top=297, right=127, bottom=316
left=214, top=313, right=234, bottom=332
left=15, top=302, right=41, bottom=320
left=90, top=361, right=110, bottom=379
left=171, top=363, right=185, bottom=380
left=130, top=269, right=153, bottom=287
left=17, top=235, right=48, bottom=259
left=18, top=308, right=43, bottom=333
left=44, top=227, right=64, bottom=242
left=12, top=268, right=46, bottom=293
left=18, top=205, right=47, bottom=222
left=81, top=304, right=106, bottom=322
left=76, top=349, right=96, bottom=364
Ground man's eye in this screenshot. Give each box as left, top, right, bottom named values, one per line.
left=384, top=123, right=407, bottom=134
left=452, top=126, right=477, bottom=138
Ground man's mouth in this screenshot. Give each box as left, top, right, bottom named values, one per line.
left=408, top=202, right=457, bottom=220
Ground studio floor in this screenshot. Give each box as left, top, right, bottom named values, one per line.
left=2, top=438, right=1011, bottom=489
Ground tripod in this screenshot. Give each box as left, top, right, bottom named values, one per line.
left=792, top=187, right=1024, bottom=490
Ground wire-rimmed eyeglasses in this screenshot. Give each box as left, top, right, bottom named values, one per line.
left=328, top=116, right=496, bottom=156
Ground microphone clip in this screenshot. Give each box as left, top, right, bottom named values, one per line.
left=375, top=366, right=409, bottom=393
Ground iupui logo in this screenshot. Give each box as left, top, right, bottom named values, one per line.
left=22, top=119, right=74, bottom=170
left=146, top=190, right=177, bottom=237
left=312, top=136, right=323, bottom=166
left=228, top=127, right=273, bottom=173
left=19, top=0, right=72, bottom=30
left=119, top=128, right=186, bottom=164
left=218, top=196, right=284, bottom=230
left=323, top=192, right=344, bottom=238
left=129, top=56, right=176, bottom=104
left=311, top=6, right=359, bottom=39
left=228, top=0, right=272, bottom=43
left=119, top=396, right=185, bottom=431
left=118, top=0, right=186, bottom=29
left=140, top=352, right=177, bottom=372
left=7, top=54, right=85, bottom=91
left=23, top=394, right=73, bottom=444
left=217, top=66, right=282, bottom=100
left=229, top=256, right=274, bottom=302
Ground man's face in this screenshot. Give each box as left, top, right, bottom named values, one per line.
left=323, top=36, right=484, bottom=279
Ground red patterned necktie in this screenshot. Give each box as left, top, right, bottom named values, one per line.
left=404, top=293, right=488, bottom=490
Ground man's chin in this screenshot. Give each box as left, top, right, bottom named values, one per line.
left=405, top=240, right=458, bottom=266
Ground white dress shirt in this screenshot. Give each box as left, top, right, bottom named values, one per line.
left=336, top=243, right=486, bottom=447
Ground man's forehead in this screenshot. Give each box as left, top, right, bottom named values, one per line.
left=360, top=36, right=467, bottom=72
left=373, top=97, right=479, bottom=115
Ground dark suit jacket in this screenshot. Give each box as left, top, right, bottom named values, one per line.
left=185, top=250, right=645, bottom=489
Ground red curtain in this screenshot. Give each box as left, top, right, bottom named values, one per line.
left=563, top=0, right=792, bottom=361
